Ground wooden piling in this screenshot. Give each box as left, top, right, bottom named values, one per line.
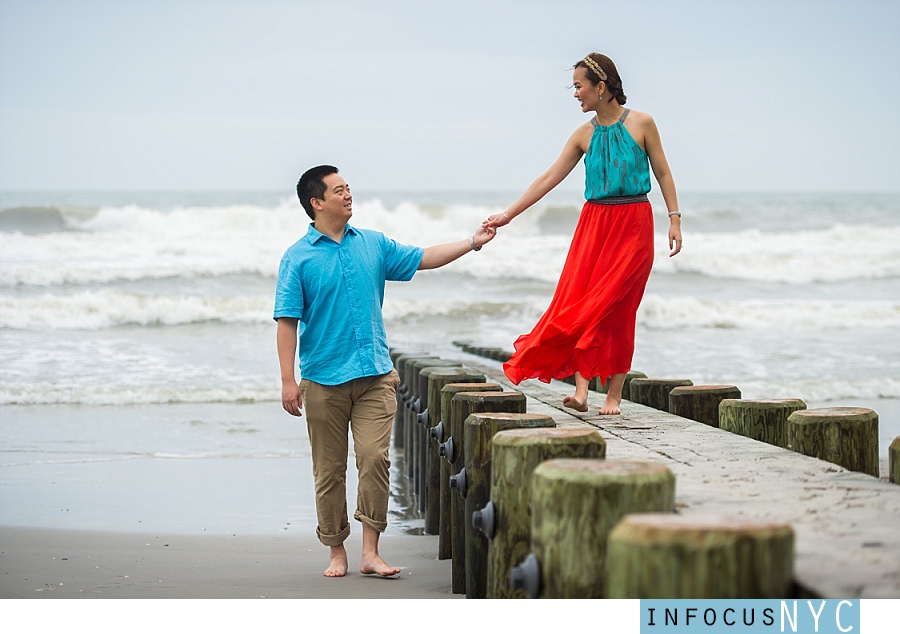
left=423, top=369, right=487, bottom=535
left=486, top=427, right=607, bottom=599
left=606, top=513, right=795, bottom=598
left=449, top=391, right=526, bottom=594
left=412, top=360, right=462, bottom=502
left=438, top=383, right=503, bottom=560
left=629, top=378, right=693, bottom=411
left=786, top=407, right=880, bottom=477
left=668, top=385, right=742, bottom=427
left=529, top=459, right=675, bottom=598
left=394, top=354, right=437, bottom=449
left=719, top=398, right=807, bottom=448
left=464, top=413, right=556, bottom=599
left=890, top=436, right=900, bottom=484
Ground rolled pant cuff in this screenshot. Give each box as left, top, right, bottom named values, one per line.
left=316, top=524, right=351, bottom=547
left=354, top=510, right=387, bottom=533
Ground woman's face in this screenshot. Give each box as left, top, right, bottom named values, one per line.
left=573, top=66, right=603, bottom=112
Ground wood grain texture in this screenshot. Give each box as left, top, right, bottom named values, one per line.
left=719, top=398, right=807, bottom=448
left=786, top=407, right=879, bottom=477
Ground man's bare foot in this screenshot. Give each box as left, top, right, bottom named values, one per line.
left=324, top=544, right=349, bottom=577
left=599, top=395, right=621, bottom=415
left=360, top=553, right=401, bottom=577
left=562, top=394, right=589, bottom=413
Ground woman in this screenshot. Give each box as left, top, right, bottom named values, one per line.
left=484, top=53, right=682, bottom=415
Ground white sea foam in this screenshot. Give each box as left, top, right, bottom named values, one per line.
left=3, top=375, right=897, bottom=406
left=0, top=382, right=279, bottom=406
left=0, top=290, right=272, bottom=329
left=736, top=376, right=900, bottom=403
left=636, top=295, right=900, bottom=330
left=2, top=290, right=898, bottom=331
left=652, top=224, right=900, bottom=283
left=2, top=200, right=898, bottom=286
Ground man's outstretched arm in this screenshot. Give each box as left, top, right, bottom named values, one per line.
left=418, top=225, right=496, bottom=270
left=277, top=317, right=303, bottom=416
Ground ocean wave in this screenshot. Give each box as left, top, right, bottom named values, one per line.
left=653, top=224, right=900, bottom=283
left=637, top=295, right=900, bottom=330
left=2, top=290, right=898, bottom=331
left=1, top=199, right=898, bottom=287
left=0, top=290, right=273, bottom=329
left=0, top=382, right=279, bottom=406
left=736, top=376, right=900, bottom=403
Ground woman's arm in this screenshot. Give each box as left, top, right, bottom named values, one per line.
left=484, top=124, right=590, bottom=228
left=642, top=115, right=683, bottom=257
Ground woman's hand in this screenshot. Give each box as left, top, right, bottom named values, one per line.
left=483, top=211, right=511, bottom=229
left=668, top=220, right=683, bottom=257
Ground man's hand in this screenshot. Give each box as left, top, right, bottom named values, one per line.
left=473, top=224, right=497, bottom=249
left=282, top=381, right=303, bottom=416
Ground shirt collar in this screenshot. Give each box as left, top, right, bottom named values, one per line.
left=305, top=222, right=357, bottom=245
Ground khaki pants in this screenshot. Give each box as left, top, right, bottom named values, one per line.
left=300, top=369, right=399, bottom=546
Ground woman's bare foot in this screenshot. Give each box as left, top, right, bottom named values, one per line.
left=324, top=544, right=349, bottom=577
left=599, top=394, right=621, bottom=415
left=562, top=394, right=589, bottom=412
left=360, top=553, right=401, bottom=577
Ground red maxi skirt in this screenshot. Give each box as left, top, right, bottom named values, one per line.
left=503, top=200, right=654, bottom=386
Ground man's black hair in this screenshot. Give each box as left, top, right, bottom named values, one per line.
left=296, top=165, right=339, bottom=220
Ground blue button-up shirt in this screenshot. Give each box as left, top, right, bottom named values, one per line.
left=274, top=223, right=424, bottom=386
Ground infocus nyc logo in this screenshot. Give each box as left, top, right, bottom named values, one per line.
left=640, top=600, right=860, bottom=633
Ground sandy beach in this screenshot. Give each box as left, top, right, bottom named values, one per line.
left=0, top=525, right=457, bottom=599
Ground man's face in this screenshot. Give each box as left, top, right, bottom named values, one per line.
left=313, top=173, right=353, bottom=222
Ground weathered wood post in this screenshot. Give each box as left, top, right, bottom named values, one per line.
left=413, top=360, right=462, bottom=502
left=594, top=370, right=648, bottom=400
left=629, top=378, right=693, bottom=411
left=403, top=356, right=441, bottom=480
left=516, top=459, right=675, bottom=598
left=606, top=513, right=795, bottom=598
left=668, top=385, right=742, bottom=427
left=423, top=369, right=486, bottom=535
left=891, top=436, right=900, bottom=484
left=464, top=413, right=556, bottom=599
left=786, top=407, right=880, bottom=477
left=394, top=354, right=436, bottom=450
left=719, top=399, right=807, bottom=448
left=438, top=383, right=503, bottom=560
left=486, top=427, right=607, bottom=599
left=448, top=391, right=526, bottom=594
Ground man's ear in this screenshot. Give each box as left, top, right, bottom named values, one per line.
left=310, top=197, right=324, bottom=212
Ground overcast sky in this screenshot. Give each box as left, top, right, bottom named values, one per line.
left=1, top=0, right=898, bottom=193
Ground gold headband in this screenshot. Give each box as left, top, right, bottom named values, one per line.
left=582, top=56, right=607, bottom=81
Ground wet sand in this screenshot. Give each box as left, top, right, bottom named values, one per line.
left=0, top=524, right=458, bottom=599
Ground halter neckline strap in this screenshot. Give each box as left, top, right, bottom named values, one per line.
left=592, top=108, right=630, bottom=128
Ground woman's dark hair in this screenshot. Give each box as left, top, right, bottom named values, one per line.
left=574, top=53, right=627, bottom=106
left=296, top=165, right=339, bottom=220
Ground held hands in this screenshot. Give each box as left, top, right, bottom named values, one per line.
left=282, top=382, right=303, bottom=417
left=473, top=223, right=497, bottom=249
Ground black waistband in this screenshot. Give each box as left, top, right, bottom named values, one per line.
left=587, top=194, right=649, bottom=205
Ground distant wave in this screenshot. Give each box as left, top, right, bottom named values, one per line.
left=652, top=224, right=900, bottom=283
left=2, top=375, right=897, bottom=406
left=636, top=295, right=900, bottom=330
left=0, top=382, right=279, bottom=406
left=2, top=290, right=898, bottom=330
left=735, top=376, right=900, bottom=403
left=0, top=290, right=272, bottom=329
left=1, top=200, right=898, bottom=287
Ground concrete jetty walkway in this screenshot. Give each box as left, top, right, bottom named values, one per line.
left=460, top=357, right=900, bottom=599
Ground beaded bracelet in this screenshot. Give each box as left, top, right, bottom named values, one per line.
left=668, top=211, right=682, bottom=217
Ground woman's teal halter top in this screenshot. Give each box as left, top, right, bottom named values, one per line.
left=584, top=108, right=652, bottom=201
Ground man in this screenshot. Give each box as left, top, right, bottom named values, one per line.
left=275, top=165, right=496, bottom=577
